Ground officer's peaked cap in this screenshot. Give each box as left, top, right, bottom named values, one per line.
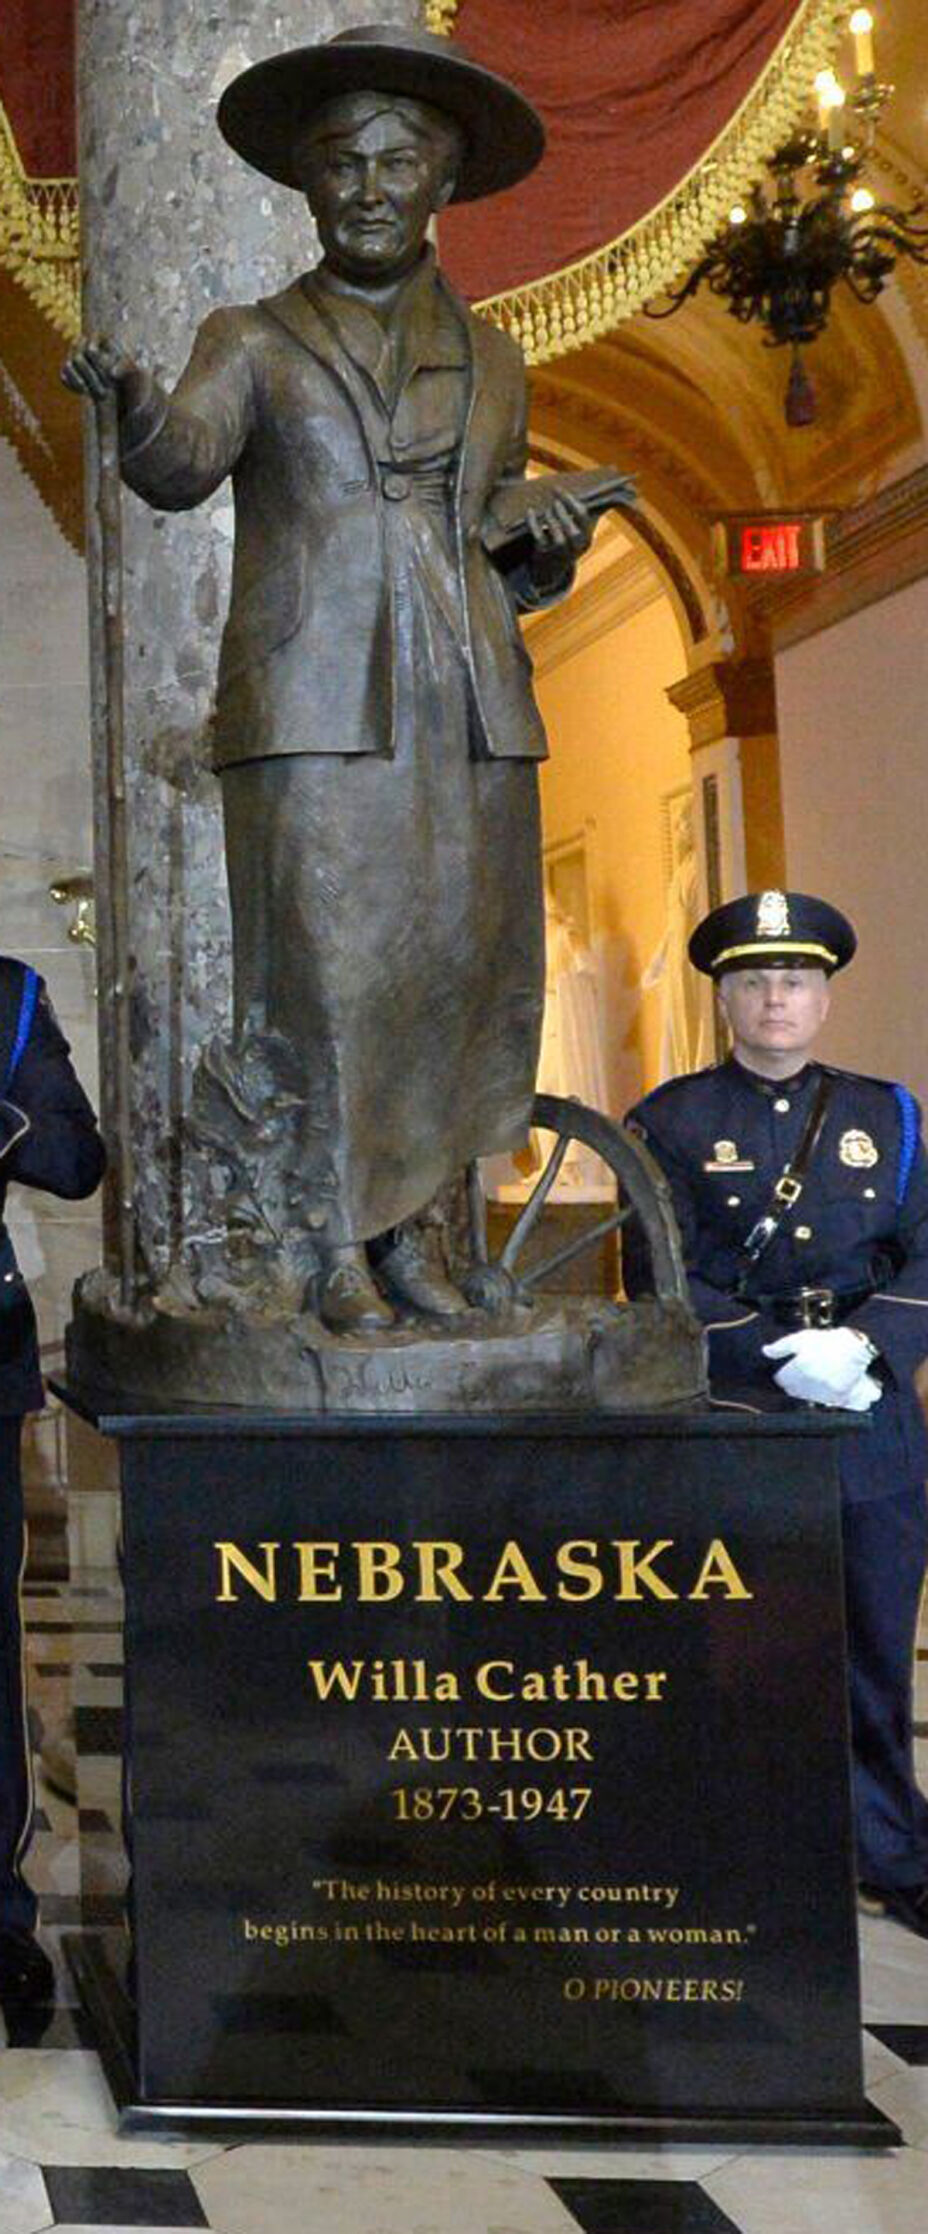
left=217, top=23, right=545, bottom=201
left=689, top=891, right=856, bottom=979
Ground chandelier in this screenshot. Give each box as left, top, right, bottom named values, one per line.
left=645, top=10, right=928, bottom=425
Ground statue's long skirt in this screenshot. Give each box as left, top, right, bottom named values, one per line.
left=221, top=492, right=544, bottom=1247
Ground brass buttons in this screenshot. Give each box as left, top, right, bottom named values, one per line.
left=864, top=1187, right=877, bottom=1200
left=774, top=1097, right=791, bottom=1114
left=381, top=472, right=410, bottom=502
left=795, top=1225, right=813, bottom=1241
left=726, top=1194, right=741, bottom=1207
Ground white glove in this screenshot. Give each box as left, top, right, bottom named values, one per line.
left=769, top=1355, right=883, bottom=1410
left=838, top=1370, right=883, bottom=1412
left=762, top=1327, right=881, bottom=1408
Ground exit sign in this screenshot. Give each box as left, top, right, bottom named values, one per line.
left=713, top=515, right=826, bottom=579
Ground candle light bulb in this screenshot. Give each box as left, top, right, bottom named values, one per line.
left=851, top=184, right=875, bottom=213
left=729, top=205, right=748, bottom=226
left=850, top=8, right=876, bottom=78
left=815, top=67, right=841, bottom=132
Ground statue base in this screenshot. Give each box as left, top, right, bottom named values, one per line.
left=66, top=1271, right=704, bottom=1414
left=50, top=1397, right=897, bottom=2144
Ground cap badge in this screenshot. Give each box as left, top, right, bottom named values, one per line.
left=714, top=1140, right=739, bottom=1164
left=756, top=890, right=791, bottom=938
left=839, top=1129, right=879, bottom=1169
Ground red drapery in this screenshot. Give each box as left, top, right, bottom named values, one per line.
left=0, top=1, right=844, bottom=543
left=0, top=0, right=74, bottom=175
left=0, top=1, right=835, bottom=263
left=440, top=0, right=826, bottom=301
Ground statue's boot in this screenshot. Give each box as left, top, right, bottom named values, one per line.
left=317, top=1246, right=395, bottom=1336
left=370, top=1226, right=469, bottom=1319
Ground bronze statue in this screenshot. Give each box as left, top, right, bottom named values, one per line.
left=64, top=26, right=629, bottom=1344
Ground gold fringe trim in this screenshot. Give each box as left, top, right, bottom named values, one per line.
left=0, top=0, right=846, bottom=364
left=0, top=98, right=80, bottom=342
left=473, top=0, right=849, bottom=363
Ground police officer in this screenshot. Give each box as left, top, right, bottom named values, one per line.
left=625, top=890, right=928, bottom=1938
left=0, top=957, right=105, bottom=2002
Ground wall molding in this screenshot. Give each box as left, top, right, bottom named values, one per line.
left=0, top=267, right=83, bottom=550
left=667, top=657, right=777, bottom=748
left=754, top=463, right=928, bottom=649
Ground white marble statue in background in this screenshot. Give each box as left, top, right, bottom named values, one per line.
left=642, top=793, right=707, bottom=1081
left=537, top=895, right=609, bottom=1114
left=492, top=892, right=611, bottom=1201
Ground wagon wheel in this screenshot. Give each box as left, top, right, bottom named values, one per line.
left=463, top=1091, right=688, bottom=1312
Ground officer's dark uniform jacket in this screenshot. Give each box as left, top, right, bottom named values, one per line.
left=0, top=957, right=105, bottom=1941
left=0, top=962, right=105, bottom=1411
left=625, top=1055, right=928, bottom=1504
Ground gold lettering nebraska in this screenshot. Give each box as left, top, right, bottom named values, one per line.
left=213, top=1537, right=752, bottom=1605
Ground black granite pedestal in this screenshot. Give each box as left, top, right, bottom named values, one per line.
left=56, top=1397, right=899, bottom=2144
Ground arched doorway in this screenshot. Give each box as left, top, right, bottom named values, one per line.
left=528, top=519, right=699, bottom=1118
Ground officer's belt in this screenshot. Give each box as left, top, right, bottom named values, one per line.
left=750, top=1284, right=874, bottom=1331
left=735, top=1070, right=836, bottom=1292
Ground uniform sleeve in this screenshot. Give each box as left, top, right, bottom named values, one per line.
left=119, top=308, right=255, bottom=511
left=623, top=1111, right=783, bottom=1388
left=0, top=990, right=106, bottom=1201
left=848, top=1124, right=928, bottom=1385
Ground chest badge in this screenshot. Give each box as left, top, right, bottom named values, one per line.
left=703, top=1138, right=756, bottom=1174
left=839, top=1128, right=880, bottom=1169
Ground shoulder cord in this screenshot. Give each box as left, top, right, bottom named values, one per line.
left=893, top=1083, right=919, bottom=1207
left=4, top=966, right=39, bottom=1095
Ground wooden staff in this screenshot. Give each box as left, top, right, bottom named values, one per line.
left=92, top=389, right=138, bottom=1309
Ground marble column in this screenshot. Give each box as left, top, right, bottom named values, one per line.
left=77, top=0, right=422, bottom=1279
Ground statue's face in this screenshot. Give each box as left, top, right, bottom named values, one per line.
left=301, top=96, right=458, bottom=283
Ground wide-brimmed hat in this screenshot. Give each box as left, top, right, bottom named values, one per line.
left=689, top=891, right=857, bottom=978
left=217, top=22, right=545, bottom=201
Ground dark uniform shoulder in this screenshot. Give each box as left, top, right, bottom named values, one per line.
left=0, top=957, right=42, bottom=1077
left=627, top=1065, right=721, bottom=1123
left=0, top=952, right=32, bottom=983
left=820, top=1063, right=921, bottom=1110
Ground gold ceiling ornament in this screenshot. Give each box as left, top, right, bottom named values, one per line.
left=869, top=137, right=928, bottom=356
left=473, top=0, right=849, bottom=364
left=0, top=98, right=79, bottom=341
left=424, top=1, right=462, bottom=31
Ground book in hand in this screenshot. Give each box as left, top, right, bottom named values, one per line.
left=481, top=467, right=637, bottom=569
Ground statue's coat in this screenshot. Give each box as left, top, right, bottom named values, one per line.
left=119, top=251, right=562, bottom=1243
